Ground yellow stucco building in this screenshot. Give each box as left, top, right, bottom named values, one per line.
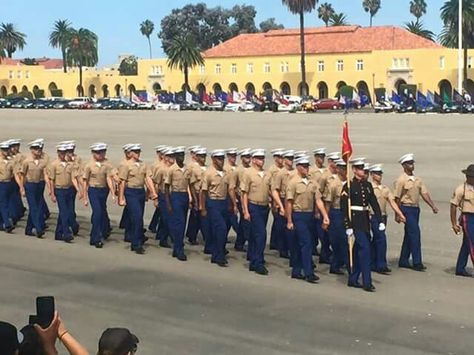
left=0, top=26, right=472, bottom=100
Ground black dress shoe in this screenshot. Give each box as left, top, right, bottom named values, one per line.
left=234, top=246, right=246, bottom=252
left=330, top=269, right=345, bottom=275
left=249, top=265, right=256, bottom=272
left=177, top=254, right=187, bottom=261
left=363, top=284, right=376, bottom=292
left=94, top=242, right=104, bottom=249
left=255, top=266, right=269, bottom=275
left=279, top=253, right=290, bottom=259
left=25, top=231, right=35, bottom=237
left=5, top=226, right=14, bottom=233
left=187, top=239, right=199, bottom=245
left=134, top=247, right=145, bottom=255
left=64, top=238, right=73, bottom=243
left=347, top=282, right=363, bottom=288
left=398, top=263, right=411, bottom=269
left=36, top=231, right=45, bottom=239
left=412, top=264, right=427, bottom=272
left=159, top=242, right=172, bottom=248
left=203, top=249, right=212, bottom=255
left=319, top=259, right=331, bottom=265
left=216, top=261, right=227, bottom=267
left=305, top=275, right=319, bottom=284
left=225, top=249, right=229, bottom=255
left=291, top=274, right=305, bottom=280
left=455, top=270, right=473, bottom=277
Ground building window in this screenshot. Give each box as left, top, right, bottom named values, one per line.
left=215, top=64, right=222, bottom=74
left=356, top=59, right=364, bottom=71
left=25, top=71, right=30, bottom=79
left=336, top=60, right=344, bottom=71
left=8, top=71, right=13, bottom=79
left=280, top=61, right=289, bottom=73
left=247, top=63, right=254, bottom=74
left=17, top=70, right=22, bottom=79
left=231, top=63, right=237, bottom=74
left=439, top=56, right=445, bottom=69
left=392, top=58, right=399, bottom=68
left=317, top=60, right=325, bottom=72
left=264, top=62, right=271, bottom=73
left=199, top=65, right=205, bottom=74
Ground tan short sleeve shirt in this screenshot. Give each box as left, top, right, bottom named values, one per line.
left=240, top=166, right=270, bottom=205
left=451, top=183, right=474, bottom=213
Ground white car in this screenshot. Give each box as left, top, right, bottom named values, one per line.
left=224, top=101, right=255, bottom=112
left=67, top=97, right=93, bottom=109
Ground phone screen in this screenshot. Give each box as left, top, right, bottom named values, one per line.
left=36, top=296, right=55, bottom=328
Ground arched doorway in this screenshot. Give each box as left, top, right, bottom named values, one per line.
left=114, top=84, right=121, bottom=97
left=0, top=86, right=7, bottom=98
left=102, top=85, right=109, bottom=98
left=394, top=79, right=407, bottom=95
left=88, top=84, right=96, bottom=98
left=280, top=82, right=291, bottom=95
left=33, top=85, right=39, bottom=92
left=317, top=81, right=328, bottom=99
left=76, top=85, right=84, bottom=97
left=212, top=83, right=222, bottom=94
left=298, top=82, right=309, bottom=96
left=245, top=82, right=255, bottom=95
left=11, top=86, right=18, bottom=94
left=48, top=82, right=57, bottom=96
left=196, top=83, right=206, bottom=96
left=21, top=85, right=28, bottom=92
left=466, top=79, right=474, bottom=96
left=356, top=80, right=371, bottom=103
left=152, top=83, right=162, bottom=93
left=262, top=82, right=273, bottom=91
left=336, top=81, right=347, bottom=91
left=181, top=83, right=190, bottom=92
left=438, top=79, right=452, bottom=99
left=229, top=82, right=238, bottom=93
left=128, top=84, right=136, bottom=97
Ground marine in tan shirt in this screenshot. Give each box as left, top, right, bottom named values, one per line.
left=241, top=165, right=271, bottom=207
left=0, top=151, right=14, bottom=182
left=323, top=174, right=344, bottom=210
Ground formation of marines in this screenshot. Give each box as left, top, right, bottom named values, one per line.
left=0, top=138, right=473, bottom=292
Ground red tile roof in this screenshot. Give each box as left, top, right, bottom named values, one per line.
left=0, top=57, right=63, bottom=69
left=204, top=26, right=442, bottom=58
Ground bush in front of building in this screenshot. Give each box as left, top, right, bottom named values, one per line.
left=50, top=89, right=63, bottom=97
left=33, top=89, right=45, bottom=99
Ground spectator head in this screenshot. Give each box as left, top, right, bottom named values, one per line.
left=18, top=325, right=42, bottom=355
left=98, top=328, right=139, bottom=355
left=0, top=321, right=21, bottom=355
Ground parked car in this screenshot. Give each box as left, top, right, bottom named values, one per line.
left=0, top=98, right=12, bottom=108
left=313, top=98, right=343, bottom=110
left=53, top=99, right=70, bottom=109
left=67, top=97, right=93, bottom=109
left=10, top=97, right=33, bottom=109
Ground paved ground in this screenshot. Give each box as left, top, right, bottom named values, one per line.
left=0, top=109, right=473, bottom=354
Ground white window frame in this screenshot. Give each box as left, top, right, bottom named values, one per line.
left=356, top=59, right=364, bottom=71
left=215, top=64, right=222, bottom=74
left=439, top=56, right=445, bottom=70
left=247, top=63, right=254, bottom=74
left=317, top=60, right=325, bottom=72
left=264, top=62, right=271, bottom=73
left=231, top=63, right=237, bottom=74
left=336, top=60, right=344, bottom=72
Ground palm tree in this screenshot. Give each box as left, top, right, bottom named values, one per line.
left=362, top=0, right=381, bottom=27
left=49, top=19, right=73, bottom=73
left=329, top=12, right=349, bottom=26
left=410, top=0, right=427, bottom=21
left=140, top=19, right=154, bottom=59
left=404, top=20, right=434, bottom=41
left=66, top=28, right=99, bottom=95
left=0, top=23, right=26, bottom=58
left=440, top=0, right=474, bottom=87
left=282, top=0, right=317, bottom=96
left=318, top=3, right=335, bottom=27
left=167, top=36, right=204, bottom=91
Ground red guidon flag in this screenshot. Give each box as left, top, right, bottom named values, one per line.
left=341, top=118, right=353, bottom=163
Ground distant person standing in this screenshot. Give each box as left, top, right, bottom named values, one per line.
left=0, top=141, right=15, bottom=233
left=450, top=164, right=474, bottom=277
left=9, top=138, right=26, bottom=223
left=394, top=154, right=438, bottom=271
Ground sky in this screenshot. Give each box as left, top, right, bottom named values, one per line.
left=2, top=0, right=448, bottom=66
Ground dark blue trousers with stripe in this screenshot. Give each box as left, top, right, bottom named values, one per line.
left=124, top=187, right=146, bottom=249
left=234, top=197, right=250, bottom=249
left=54, top=187, right=75, bottom=241
left=0, top=180, right=13, bottom=230
left=25, top=181, right=46, bottom=235
left=88, top=187, right=109, bottom=245
left=349, top=230, right=372, bottom=287
left=248, top=203, right=269, bottom=269
left=399, top=206, right=422, bottom=267
left=157, top=192, right=171, bottom=244
left=291, top=212, right=316, bottom=278
left=370, top=215, right=388, bottom=271
left=457, top=213, right=474, bottom=273
left=169, top=192, right=189, bottom=258
left=208, top=199, right=229, bottom=263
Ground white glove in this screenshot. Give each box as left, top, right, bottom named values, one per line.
left=346, top=229, right=353, bottom=236
left=378, top=223, right=386, bottom=231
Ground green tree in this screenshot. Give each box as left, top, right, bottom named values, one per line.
left=259, top=18, right=285, bottom=32
left=404, top=20, right=434, bottom=41
left=362, top=0, right=381, bottom=27
left=440, top=0, right=474, bottom=86
left=0, top=23, right=27, bottom=58
left=66, top=28, right=99, bottom=94
left=167, top=36, right=205, bottom=91
left=282, top=0, right=318, bottom=96
left=230, top=5, right=258, bottom=34
left=318, top=2, right=335, bottom=27
left=119, top=56, right=138, bottom=75
left=49, top=19, right=73, bottom=73
left=410, top=0, right=427, bottom=21
left=140, top=19, right=154, bottom=59
left=329, top=12, right=349, bottom=26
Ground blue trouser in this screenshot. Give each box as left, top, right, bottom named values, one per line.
left=25, top=182, right=46, bottom=234
left=186, top=207, right=200, bottom=242
left=370, top=215, right=388, bottom=271
left=208, top=199, right=228, bottom=263
left=328, top=208, right=348, bottom=271
left=55, top=187, right=75, bottom=241
left=88, top=187, right=109, bottom=245
left=456, top=213, right=474, bottom=273
left=0, top=180, right=13, bottom=229
left=270, top=209, right=279, bottom=250
left=248, top=203, right=269, bottom=269
left=399, top=206, right=422, bottom=266
left=40, top=181, right=50, bottom=218
left=314, top=216, right=332, bottom=262
left=275, top=210, right=289, bottom=256
left=148, top=207, right=160, bottom=233
left=156, top=192, right=171, bottom=244
left=9, top=181, right=24, bottom=223
left=226, top=198, right=239, bottom=236
left=349, top=230, right=372, bottom=287
left=235, top=196, right=249, bottom=249
left=124, top=187, right=146, bottom=249
left=291, top=212, right=316, bottom=278
left=169, top=192, right=189, bottom=257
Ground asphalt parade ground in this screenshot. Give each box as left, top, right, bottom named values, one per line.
left=0, top=109, right=473, bottom=354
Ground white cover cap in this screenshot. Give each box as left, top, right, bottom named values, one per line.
left=211, top=149, right=226, bottom=157
left=251, top=149, right=266, bottom=157
left=312, top=147, right=327, bottom=155
left=399, top=153, right=415, bottom=164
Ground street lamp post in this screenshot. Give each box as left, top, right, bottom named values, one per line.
left=458, top=0, right=463, bottom=92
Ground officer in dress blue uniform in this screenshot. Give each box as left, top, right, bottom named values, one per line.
left=341, top=158, right=384, bottom=292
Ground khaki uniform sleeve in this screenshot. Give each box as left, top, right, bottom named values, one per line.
left=240, top=171, right=250, bottom=193
left=118, top=164, right=129, bottom=181
left=419, top=178, right=429, bottom=195
left=228, top=170, right=237, bottom=189
left=323, top=181, right=333, bottom=203
left=164, top=167, right=173, bottom=185
left=18, top=160, right=28, bottom=175
left=286, top=181, right=296, bottom=200
left=271, top=172, right=283, bottom=191
left=393, top=177, right=404, bottom=199
left=201, top=173, right=209, bottom=192
left=47, top=163, right=55, bottom=183
left=450, top=186, right=463, bottom=206
left=314, top=184, right=322, bottom=200
left=83, top=164, right=91, bottom=180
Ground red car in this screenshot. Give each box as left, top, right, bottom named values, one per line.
left=313, top=98, right=343, bottom=110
